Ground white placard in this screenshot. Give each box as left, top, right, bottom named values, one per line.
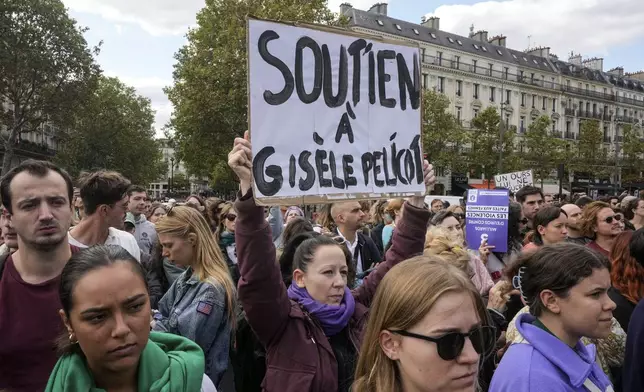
left=494, top=170, right=534, bottom=193
left=248, top=19, right=423, bottom=204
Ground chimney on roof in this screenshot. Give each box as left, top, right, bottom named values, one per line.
left=626, top=71, right=644, bottom=82
left=525, top=46, right=550, bottom=59
left=368, top=3, right=388, bottom=16
left=471, top=30, right=489, bottom=43
left=339, top=2, right=353, bottom=14
left=488, top=35, right=506, bottom=48
left=421, top=16, right=440, bottom=30
left=568, top=53, right=582, bottom=66
left=582, top=57, right=604, bottom=72
left=607, top=66, right=624, bottom=77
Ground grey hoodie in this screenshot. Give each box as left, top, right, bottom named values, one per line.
left=133, top=213, right=157, bottom=255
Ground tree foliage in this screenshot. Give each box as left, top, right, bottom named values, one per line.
left=171, top=173, right=190, bottom=191
left=573, top=119, right=611, bottom=178
left=0, top=0, right=101, bottom=174
left=468, top=107, right=521, bottom=180
left=621, top=124, right=644, bottom=184
left=421, top=90, right=469, bottom=172
left=55, top=76, right=163, bottom=185
left=165, top=0, right=340, bottom=179
left=523, top=115, right=566, bottom=187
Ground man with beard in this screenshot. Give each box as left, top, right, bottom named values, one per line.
left=515, top=186, right=544, bottom=232
left=330, top=201, right=382, bottom=276
left=0, top=160, right=79, bottom=391
left=561, top=203, right=589, bottom=245
left=67, top=171, right=140, bottom=261
left=580, top=201, right=624, bottom=257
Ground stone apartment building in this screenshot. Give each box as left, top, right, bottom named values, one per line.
left=341, top=3, right=644, bottom=194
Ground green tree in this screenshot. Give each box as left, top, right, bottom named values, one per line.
left=523, top=115, right=566, bottom=187
left=621, top=124, right=644, bottom=185
left=210, top=160, right=239, bottom=194
left=165, top=0, right=340, bottom=179
left=468, top=107, right=521, bottom=181
left=0, top=0, right=101, bottom=174
left=56, top=76, right=163, bottom=185
left=574, top=119, right=611, bottom=179
left=421, top=90, right=469, bottom=172
left=171, top=173, right=191, bottom=191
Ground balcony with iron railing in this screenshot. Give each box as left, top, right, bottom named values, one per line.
left=552, top=130, right=562, bottom=138
left=565, top=108, right=576, bottom=116
left=603, top=136, right=612, bottom=143
left=421, top=53, right=644, bottom=108
left=564, top=131, right=577, bottom=139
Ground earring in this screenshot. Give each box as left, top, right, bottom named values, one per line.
left=69, top=333, right=78, bottom=345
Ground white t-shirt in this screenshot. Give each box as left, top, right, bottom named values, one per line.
left=68, top=227, right=141, bottom=262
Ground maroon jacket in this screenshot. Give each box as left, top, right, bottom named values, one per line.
left=235, top=191, right=430, bottom=392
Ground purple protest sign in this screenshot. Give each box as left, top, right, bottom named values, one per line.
left=465, top=189, right=509, bottom=253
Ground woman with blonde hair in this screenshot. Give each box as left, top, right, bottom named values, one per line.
left=353, top=256, right=496, bottom=392
left=153, top=206, right=236, bottom=387
left=382, top=199, right=404, bottom=250
left=425, top=225, right=494, bottom=296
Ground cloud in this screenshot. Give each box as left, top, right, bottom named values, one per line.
left=63, top=0, right=204, bottom=36
left=425, top=0, right=644, bottom=60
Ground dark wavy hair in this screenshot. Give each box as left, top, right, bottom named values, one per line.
left=57, top=245, right=147, bottom=355
left=505, top=243, right=609, bottom=317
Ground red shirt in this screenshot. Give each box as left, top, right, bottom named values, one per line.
left=587, top=241, right=610, bottom=257
left=0, top=247, right=78, bottom=392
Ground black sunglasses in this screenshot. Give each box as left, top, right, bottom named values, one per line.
left=391, top=325, right=496, bottom=361
left=520, top=218, right=529, bottom=225
left=226, top=213, right=237, bottom=222
left=604, top=215, right=622, bottom=224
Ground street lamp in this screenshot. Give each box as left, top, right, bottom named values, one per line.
left=170, top=157, right=175, bottom=195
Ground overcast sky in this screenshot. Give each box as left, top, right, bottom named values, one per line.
left=62, top=0, right=644, bottom=137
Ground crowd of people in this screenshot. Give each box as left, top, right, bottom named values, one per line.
left=1, top=135, right=644, bottom=392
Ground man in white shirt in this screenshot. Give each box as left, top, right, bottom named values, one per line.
left=330, top=201, right=381, bottom=275
left=68, top=171, right=141, bottom=261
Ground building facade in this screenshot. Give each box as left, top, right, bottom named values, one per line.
left=342, top=3, right=644, bottom=194
left=0, top=101, right=59, bottom=169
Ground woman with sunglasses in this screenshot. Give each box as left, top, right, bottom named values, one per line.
left=227, top=132, right=435, bottom=392
left=153, top=206, right=236, bottom=387
left=581, top=201, right=624, bottom=257
left=491, top=243, right=616, bottom=392
left=215, top=202, right=240, bottom=284
left=522, top=206, right=568, bottom=252
left=353, top=256, right=496, bottom=392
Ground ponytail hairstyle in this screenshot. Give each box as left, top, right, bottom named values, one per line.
left=57, top=245, right=147, bottom=355
left=353, top=256, right=489, bottom=392
left=504, top=242, right=609, bottom=317
left=156, top=206, right=236, bottom=326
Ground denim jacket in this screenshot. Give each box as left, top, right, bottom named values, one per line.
left=153, top=267, right=233, bottom=387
